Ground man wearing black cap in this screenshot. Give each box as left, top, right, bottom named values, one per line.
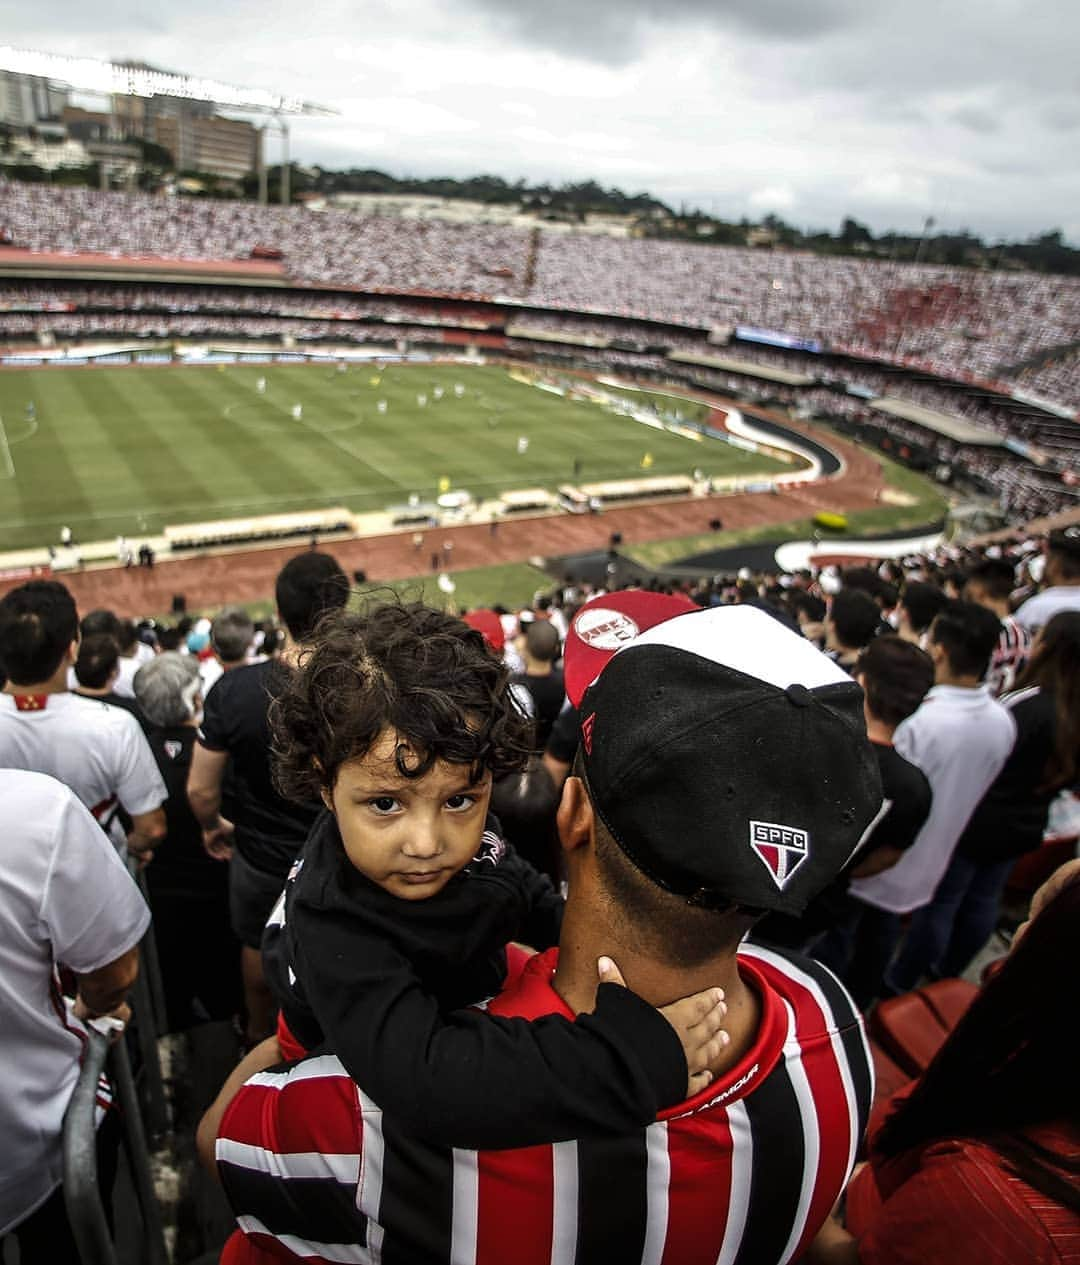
left=1015, top=526, right=1080, bottom=633
left=204, top=600, right=880, bottom=1265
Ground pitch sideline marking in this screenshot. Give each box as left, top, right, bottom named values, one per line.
left=0, top=412, right=15, bottom=479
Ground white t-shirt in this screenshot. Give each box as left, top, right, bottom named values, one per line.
left=0, top=691, right=166, bottom=846
left=1014, top=585, right=1080, bottom=633
left=0, top=771, right=150, bottom=1233
left=850, top=684, right=1016, bottom=914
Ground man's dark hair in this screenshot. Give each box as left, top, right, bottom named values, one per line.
left=81, top=608, right=121, bottom=639
left=1048, top=536, right=1080, bottom=581
left=789, top=592, right=826, bottom=625
left=272, top=603, right=532, bottom=800
left=0, top=580, right=79, bottom=685
left=116, top=618, right=138, bottom=654
left=74, top=634, right=120, bottom=690
left=592, top=813, right=760, bottom=969
left=829, top=589, right=880, bottom=650
left=211, top=606, right=255, bottom=663
left=965, top=558, right=1016, bottom=604
left=929, top=599, right=1002, bottom=680
left=900, top=581, right=948, bottom=634
left=840, top=566, right=881, bottom=597
left=525, top=619, right=560, bottom=664
left=275, top=552, right=349, bottom=642
left=157, top=626, right=183, bottom=652
left=856, top=635, right=934, bottom=728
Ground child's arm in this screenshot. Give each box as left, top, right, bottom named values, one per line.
left=292, top=900, right=726, bottom=1150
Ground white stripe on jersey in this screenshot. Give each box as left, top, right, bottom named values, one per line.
left=248, top=1053, right=349, bottom=1088
left=217, top=1139, right=360, bottom=1184
left=236, top=1215, right=367, bottom=1263
left=550, top=1140, right=579, bottom=1265
left=640, top=1122, right=670, bottom=1265
left=775, top=999, right=822, bottom=1265
left=715, top=1099, right=754, bottom=1265
left=357, top=1090, right=385, bottom=1264
left=450, top=1148, right=479, bottom=1265
left=741, top=943, right=871, bottom=1180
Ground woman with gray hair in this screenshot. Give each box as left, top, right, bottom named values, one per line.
left=133, top=653, right=240, bottom=1032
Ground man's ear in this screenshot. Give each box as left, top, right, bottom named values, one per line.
left=557, top=775, right=594, bottom=855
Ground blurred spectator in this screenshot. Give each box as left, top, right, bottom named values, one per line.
left=201, top=605, right=258, bottom=697
left=72, top=632, right=148, bottom=728
left=510, top=618, right=566, bottom=750
left=850, top=601, right=1016, bottom=996
left=824, top=589, right=881, bottom=673
left=964, top=557, right=1031, bottom=696
left=0, top=770, right=148, bottom=1258
left=1015, top=527, right=1080, bottom=633
left=0, top=580, right=166, bottom=860
left=921, top=611, right=1080, bottom=979
left=799, top=637, right=935, bottom=1006
left=134, top=653, right=242, bottom=1032
left=895, top=581, right=948, bottom=645
left=187, top=552, right=348, bottom=1043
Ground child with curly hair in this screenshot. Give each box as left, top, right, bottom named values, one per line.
left=264, top=602, right=728, bottom=1148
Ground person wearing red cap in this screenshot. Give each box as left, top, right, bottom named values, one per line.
left=203, top=598, right=879, bottom=1265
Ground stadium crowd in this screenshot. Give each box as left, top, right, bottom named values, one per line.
left=2, top=182, right=1080, bottom=403
left=1, top=517, right=1078, bottom=1262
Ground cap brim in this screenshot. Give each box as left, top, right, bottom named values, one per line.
left=564, top=590, right=698, bottom=707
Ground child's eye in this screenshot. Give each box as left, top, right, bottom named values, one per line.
left=445, top=794, right=476, bottom=812
left=368, top=796, right=401, bottom=814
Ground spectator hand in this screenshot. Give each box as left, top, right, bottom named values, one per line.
left=1015, top=858, right=1080, bottom=945
left=598, top=956, right=729, bottom=1098
left=202, top=818, right=235, bottom=861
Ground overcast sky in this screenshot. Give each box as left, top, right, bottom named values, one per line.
left=4, top=0, right=1079, bottom=241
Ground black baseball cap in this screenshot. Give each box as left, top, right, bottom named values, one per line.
left=570, top=601, right=883, bottom=916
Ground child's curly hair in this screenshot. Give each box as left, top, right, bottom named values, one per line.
left=271, top=602, right=532, bottom=800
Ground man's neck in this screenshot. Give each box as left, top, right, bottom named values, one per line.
left=865, top=716, right=896, bottom=744
left=552, top=900, right=761, bottom=1079
left=524, top=658, right=553, bottom=677
left=934, top=671, right=982, bottom=689
left=73, top=684, right=111, bottom=699
left=3, top=666, right=69, bottom=697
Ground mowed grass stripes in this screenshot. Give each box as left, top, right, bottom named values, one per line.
left=0, top=363, right=787, bottom=550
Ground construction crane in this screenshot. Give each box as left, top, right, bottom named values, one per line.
left=0, top=45, right=337, bottom=203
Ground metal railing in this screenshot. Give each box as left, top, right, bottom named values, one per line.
left=62, top=1024, right=169, bottom=1265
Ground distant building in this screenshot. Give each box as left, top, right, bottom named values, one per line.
left=0, top=70, right=67, bottom=128
left=110, top=90, right=259, bottom=179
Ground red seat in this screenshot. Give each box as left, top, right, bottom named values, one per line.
left=866, top=1042, right=912, bottom=1143
left=868, top=979, right=978, bottom=1079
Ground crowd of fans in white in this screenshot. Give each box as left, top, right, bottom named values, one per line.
left=2, top=182, right=1078, bottom=403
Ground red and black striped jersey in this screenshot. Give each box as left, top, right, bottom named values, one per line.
left=217, top=943, right=873, bottom=1265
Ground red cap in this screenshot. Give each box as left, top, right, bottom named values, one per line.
left=462, top=608, right=506, bottom=654
left=564, top=590, right=697, bottom=707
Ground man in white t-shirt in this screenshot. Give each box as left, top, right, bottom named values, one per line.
left=0, top=581, right=167, bottom=858
left=0, top=770, right=150, bottom=1254
left=1015, top=527, right=1080, bottom=633
left=849, top=600, right=1016, bottom=994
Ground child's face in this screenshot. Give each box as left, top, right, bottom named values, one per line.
left=323, top=728, right=492, bottom=901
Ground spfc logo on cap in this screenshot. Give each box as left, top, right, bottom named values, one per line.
left=574, top=607, right=640, bottom=651
left=749, top=820, right=810, bottom=889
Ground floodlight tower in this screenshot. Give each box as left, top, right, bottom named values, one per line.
left=0, top=46, right=337, bottom=204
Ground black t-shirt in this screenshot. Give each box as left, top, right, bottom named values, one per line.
left=863, top=743, right=933, bottom=858
left=143, top=723, right=227, bottom=893
left=958, top=686, right=1057, bottom=863
left=198, top=660, right=320, bottom=879
left=545, top=701, right=581, bottom=765
left=511, top=669, right=567, bottom=749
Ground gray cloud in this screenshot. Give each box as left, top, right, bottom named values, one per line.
left=461, top=0, right=863, bottom=65
left=951, top=107, right=1001, bottom=135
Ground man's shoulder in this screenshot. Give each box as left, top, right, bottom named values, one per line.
left=738, top=941, right=864, bottom=1037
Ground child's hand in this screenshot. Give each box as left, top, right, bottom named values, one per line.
left=598, top=957, right=729, bottom=1098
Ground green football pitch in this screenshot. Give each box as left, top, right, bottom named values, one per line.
left=0, top=362, right=789, bottom=551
